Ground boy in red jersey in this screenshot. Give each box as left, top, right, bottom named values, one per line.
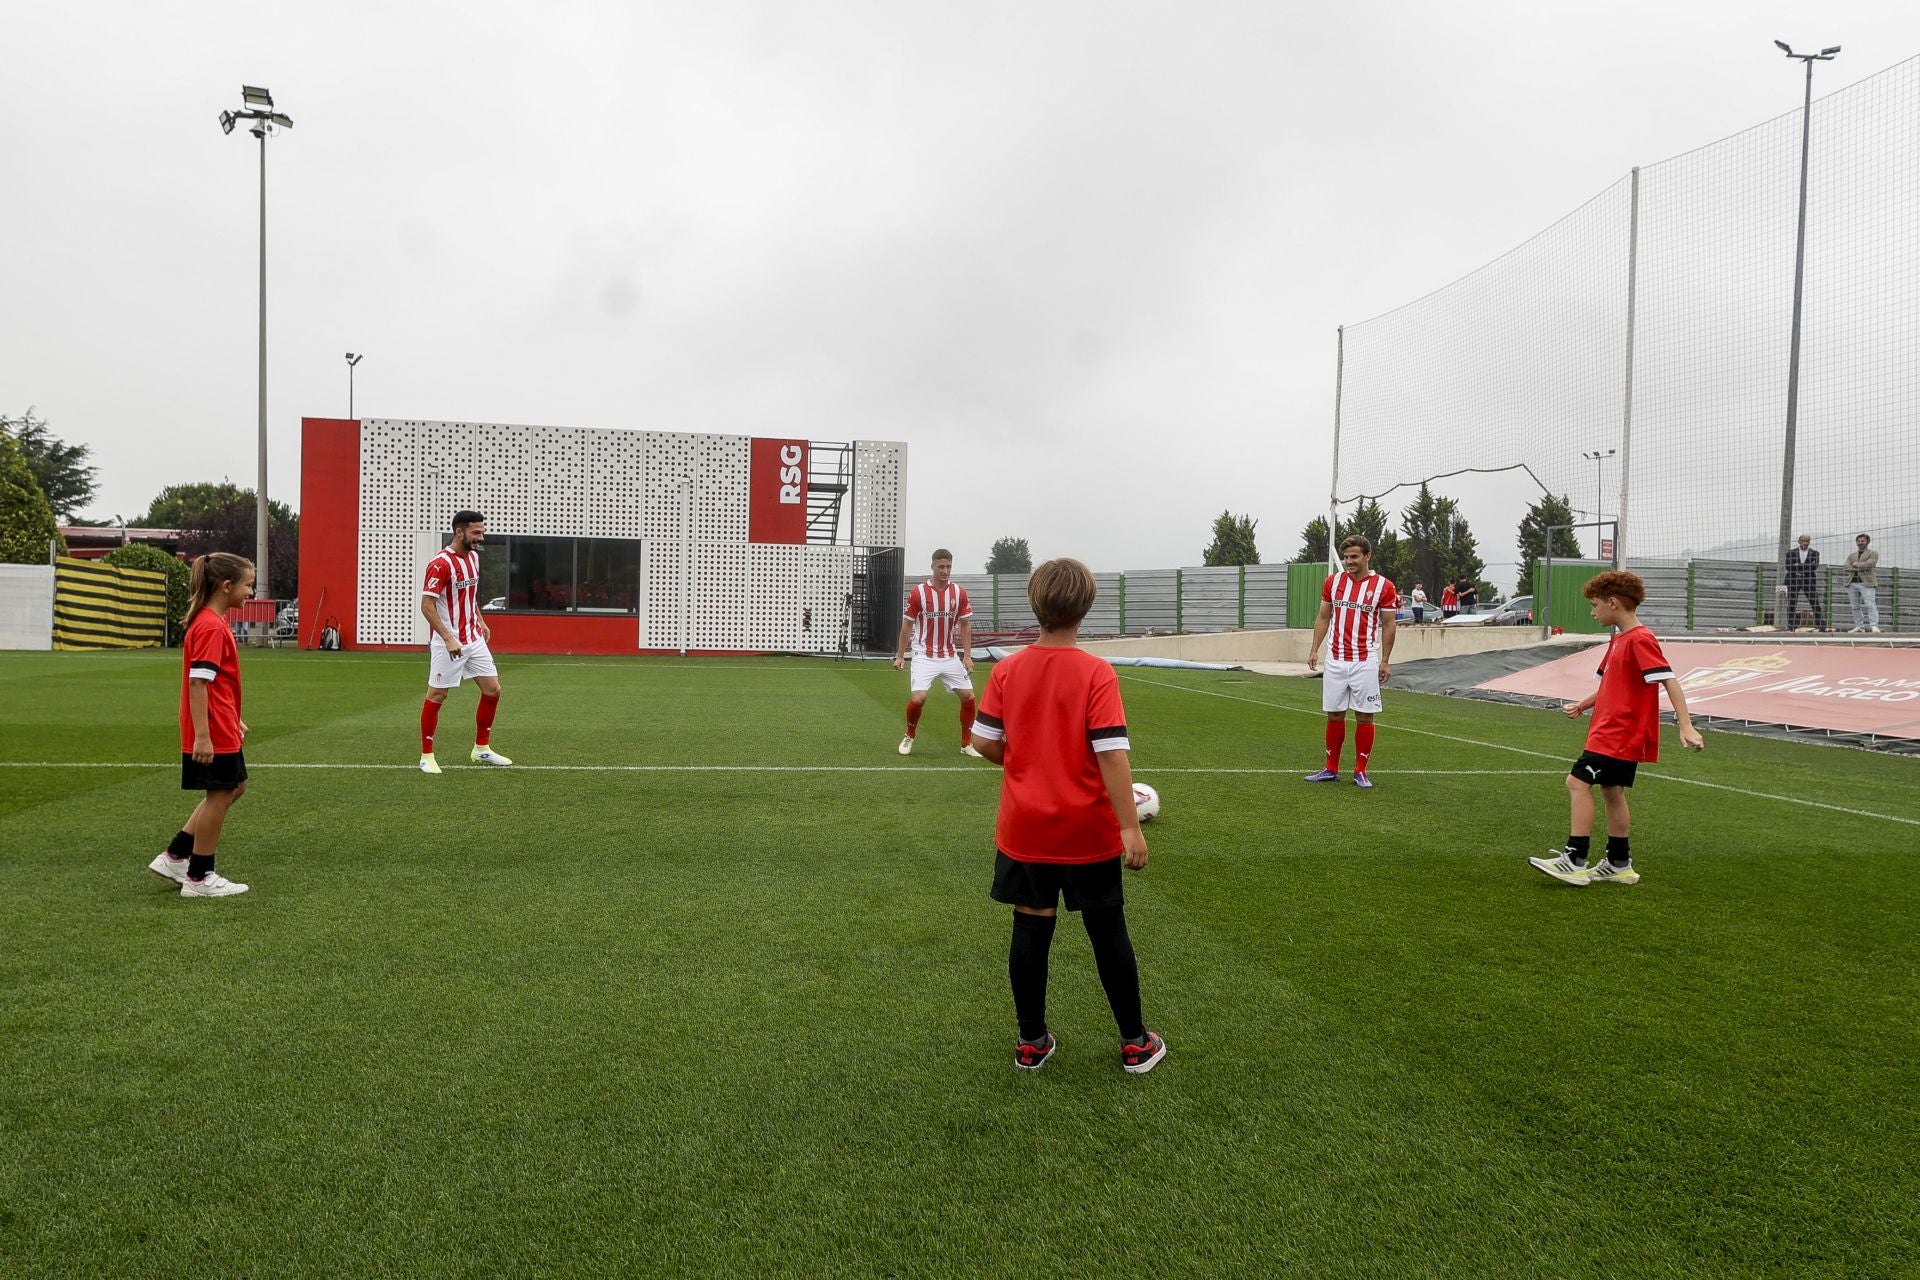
left=148, top=553, right=254, bottom=898
left=1530, top=570, right=1705, bottom=886
left=893, top=548, right=980, bottom=757
left=970, top=558, right=1165, bottom=1074
left=1305, top=535, right=1397, bottom=788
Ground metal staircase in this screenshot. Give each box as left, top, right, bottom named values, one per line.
left=806, top=442, right=852, bottom=545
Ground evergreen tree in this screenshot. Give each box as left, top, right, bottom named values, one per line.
left=1201, top=511, right=1261, bottom=566
left=0, top=427, right=66, bottom=563
left=1515, top=494, right=1583, bottom=594
left=985, top=536, right=1032, bottom=574
left=1, top=408, right=98, bottom=520
left=1293, top=516, right=1331, bottom=564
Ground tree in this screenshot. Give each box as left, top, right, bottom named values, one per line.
left=1, top=408, right=98, bottom=520
left=985, top=536, right=1032, bottom=574
left=1293, top=516, right=1332, bottom=564
left=0, top=427, right=66, bottom=563
left=1515, top=494, right=1583, bottom=594
left=1397, top=483, right=1452, bottom=597
left=142, top=481, right=299, bottom=598
left=1201, top=511, right=1261, bottom=566
left=104, top=543, right=192, bottom=644
left=1445, top=512, right=1492, bottom=601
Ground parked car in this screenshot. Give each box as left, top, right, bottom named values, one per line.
left=1486, top=596, right=1534, bottom=626
left=484, top=596, right=507, bottom=611
left=1439, top=604, right=1501, bottom=625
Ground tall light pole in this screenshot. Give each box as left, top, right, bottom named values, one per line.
left=1771, top=41, right=1838, bottom=626
left=1581, top=448, right=1616, bottom=559
left=220, top=85, right=293, bottom=598
left=346, top=353, right=363, bottom=417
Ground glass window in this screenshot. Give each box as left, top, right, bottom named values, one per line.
left=574, top=539, right=641, bottom=613
left=452, top=533, right=641, bottom=615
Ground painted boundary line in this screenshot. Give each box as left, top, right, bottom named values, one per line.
left=0, top=762, right=1553, bottom=776
left=1118, top=672, right=1920, bottom=829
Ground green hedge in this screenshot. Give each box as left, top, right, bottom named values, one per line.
left=104, top=544, right=192, bottom=645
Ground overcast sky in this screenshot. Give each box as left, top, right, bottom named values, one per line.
left=5, top=0, right=1917, bottom=581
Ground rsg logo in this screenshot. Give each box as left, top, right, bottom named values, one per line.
left=779, top=443, right=804, bottom=504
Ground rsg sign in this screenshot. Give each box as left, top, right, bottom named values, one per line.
left=749, top=438, right=809, bottom=544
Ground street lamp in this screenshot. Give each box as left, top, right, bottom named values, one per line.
left=220, top=84, right=293, bottom=599
left=346, top=353, right=363, bottom=417
left=1581, top=448, right=1616, bottom=559
left=1771, top=41, right=1838, bottom=627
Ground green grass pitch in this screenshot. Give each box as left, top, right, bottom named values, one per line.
left=2, top=648, right=1917, bottom=1277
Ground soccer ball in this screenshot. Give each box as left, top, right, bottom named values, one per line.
left=1132, top=782, right=1161, bottom=822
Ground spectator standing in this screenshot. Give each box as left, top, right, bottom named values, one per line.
left=1410, top=582, right=1428, bottom=624
left=1783, top=534, right=1826, bottom=630
left=1440, top=582, right=1458, bottom=620
left=1844, top=534, right=1881, bottom=633
left=1456, top=577, right=1479, bottom=614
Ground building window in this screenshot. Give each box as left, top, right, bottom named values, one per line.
left=458, top=534, right=640, bottom=614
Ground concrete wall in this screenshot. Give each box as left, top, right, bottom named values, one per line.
left=0, top=565, right=54, bottom=650
left=1078, top=624, right=1552, bottom=665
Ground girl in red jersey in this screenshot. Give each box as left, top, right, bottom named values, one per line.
left=148, top=553, right=254, bottom=898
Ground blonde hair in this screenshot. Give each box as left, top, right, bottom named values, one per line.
left=186, top=552, right=254, bottom=622
left=1027, top=558, right=1097, bottom=630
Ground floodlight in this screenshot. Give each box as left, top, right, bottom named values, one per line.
left=268, top=113, right=293, bottom=129
left=219, top=110, right=236, bottom=135
left=1774, top=40, right=1792, bottom=53
left=1821, top=46, right=1841, bottom=55
left=242, top=85, right=273, bottom=107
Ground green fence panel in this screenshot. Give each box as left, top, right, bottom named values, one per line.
left=1286, top=563, right=1331, bottom=630
left=1533, top=560, right=1610, bottom=632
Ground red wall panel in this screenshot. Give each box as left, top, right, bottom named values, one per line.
left=298, top=418, right=360, bottom=649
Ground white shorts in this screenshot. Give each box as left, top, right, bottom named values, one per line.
left=1321, top=657, right=1382, bottom=714
left=909, top=654, right=973, bottom=695
left=429, top=635, right=499, bottom=690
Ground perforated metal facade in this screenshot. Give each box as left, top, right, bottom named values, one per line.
left=352, top=419, right=903, bottom=652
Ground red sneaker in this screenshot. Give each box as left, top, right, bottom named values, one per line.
left=1015, top=1032, right=1056, bottom=1071
left=1121, top=1031, right=1166, bottom=1074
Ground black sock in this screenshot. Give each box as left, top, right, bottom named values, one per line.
left=1082, top=905, right=1147, bottom=1042
left=1605, top=836, right=1630, bottom=866
left=1566, top=835, right=1591, bottom=866
left=187, top=854, right=215, bottom=881
left=167, top=830, right=193, bottom=858
left=1009, top=911, right=1056, bottom=1042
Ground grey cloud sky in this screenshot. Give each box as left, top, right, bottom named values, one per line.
left=5, top=0, right=1916, bottom=578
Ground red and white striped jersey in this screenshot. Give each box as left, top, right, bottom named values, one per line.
left=423, top=547, right=483, bottom=645
left=1321, top=570, right=1398, bottom=663
left=904, top=580, right=972, bottom=660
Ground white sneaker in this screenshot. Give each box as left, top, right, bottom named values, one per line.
left=1586, top=859, right=1641, bottom=885
left=1848, top=627, right=1864, bottom=633
left=960, top=744, right=984, bottom=758
left=898, top=736, right=914, bottom=756
left=181, top=872, right=249, bottom=898
left=1528, top=850, right=1591, bottom=885
left=420, top=754, right=442, bottom=775
left=148, top=853, right=190, bottom=885
left=1870, top=626, right=1883, bottom=634
left=470, top=746, right=513, bottom=766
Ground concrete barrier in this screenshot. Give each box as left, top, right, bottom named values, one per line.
left=1077, top=625, right=1553, bottom=665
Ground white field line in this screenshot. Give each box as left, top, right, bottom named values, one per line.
left=0, top=762, right=1551, bottom=776
left=1118, top=672, right=1920, bottom=830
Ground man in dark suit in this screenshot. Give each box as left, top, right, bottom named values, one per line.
left=1784, top=533, right=1826, bottom=630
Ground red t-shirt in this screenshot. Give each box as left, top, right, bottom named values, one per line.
left=973, top=646, right=1130, bottom=864
left=180, top=609, right=244, bottom=753
left=1585, top=625, right=1675, bottom=763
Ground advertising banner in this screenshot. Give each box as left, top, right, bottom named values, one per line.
left=749, top=438, right=808, bottom=544
left=1480, top=642, right=1920, bottom=739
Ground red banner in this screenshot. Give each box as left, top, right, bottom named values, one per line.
left=1480, top=642, right=1920, bottom=739
left=749, top=438, right=808, bottom=544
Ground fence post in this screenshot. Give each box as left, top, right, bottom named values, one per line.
left=1688, top=561, right=1697, bottom=631
left=991, top=575, right=1000, bottom=630
left=1238, top=564, right=1246, bottom=628
left=1118, top=574, right=1127, bottom=635
left=1892, top=567, right=1901, bottom=631
left=1753, top=564, right=1763, bottom=626
left=1175, top=570, right=1184, bottom=633
left=1823, top=565, right=1833, bottom=626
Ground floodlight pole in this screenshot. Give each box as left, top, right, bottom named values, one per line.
left=256, top=124, right=269, bottom=597
left=1581, top=449, right=1615, bottom=559
left=1772, top=42, right=1837, bottom=628
left=346, top=353, right=363, bottom=417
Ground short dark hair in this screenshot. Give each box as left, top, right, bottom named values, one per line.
left=1338, top=534, right=1372, bottom=556
left=931, top=548, right=953, bottom=563
left=1857, top=532, right=1872, bottom=543
left=452, top=511, right=485, bottom=531
left=1583, top=569, right=1646, bottom=608
left=1028, top=558, right=1097, bottom=630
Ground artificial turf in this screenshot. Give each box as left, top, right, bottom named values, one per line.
left=2, top=648, right=1917, bottom=1278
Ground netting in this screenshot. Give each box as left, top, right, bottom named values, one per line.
left=1334, top=55, right=1920, bottom=594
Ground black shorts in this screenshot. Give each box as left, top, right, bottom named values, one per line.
left=181, top=751, right=248, bottom=792
left=990, top=851, right=1124, bottom=912
left=1570, top=750, right=1637, bottom=788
